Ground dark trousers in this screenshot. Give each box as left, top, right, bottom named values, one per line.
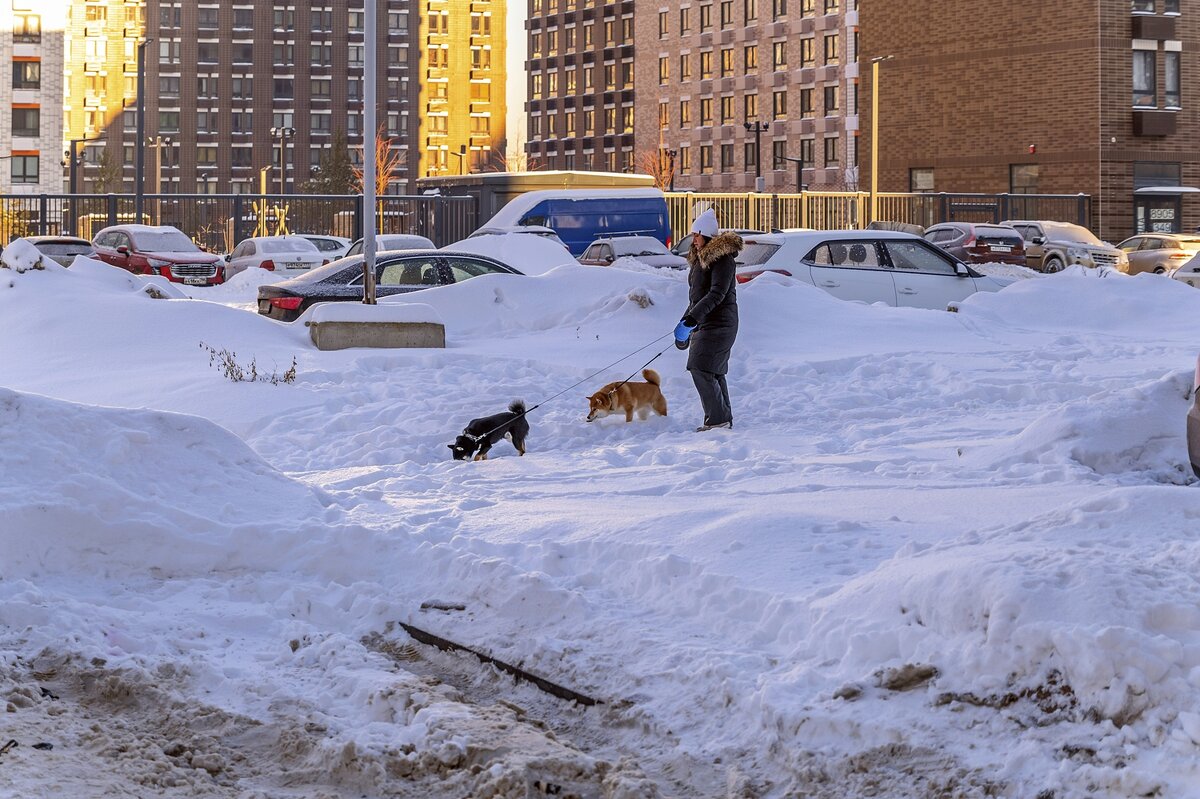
left=690, top=369, right=732, bottom=426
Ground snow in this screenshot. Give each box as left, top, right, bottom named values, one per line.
left=1, top=237, right=47, bottom=272
left=444, top=233, right=578, bottom=276
left=306, top=301, right=444, bottom=326
left=3, top=251, right=1200, bottom=798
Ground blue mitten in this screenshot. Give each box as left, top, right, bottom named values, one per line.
left=673, top=318, right=696, bottom=349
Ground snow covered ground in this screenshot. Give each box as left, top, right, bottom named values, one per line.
left=2, top=247, right=1200, bottom=798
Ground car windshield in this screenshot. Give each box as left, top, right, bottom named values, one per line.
left=613, top=237, right=667, bottom=256
left=1044, top=223, right=1104, bottom=246
left=736, top=243, right=781, bottom=266
left=307, top=238, right=342, bottom=251
left=36, top=242, right=92, bottom=255
left=263, top=239, right=319, bottom=254
left=136, top=230, right=198, bottom=252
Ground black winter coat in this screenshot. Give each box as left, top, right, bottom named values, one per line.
left=684, top=231, right=742, bottom=374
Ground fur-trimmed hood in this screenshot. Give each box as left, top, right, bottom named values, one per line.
left=687, top=231, right=744, bottom=269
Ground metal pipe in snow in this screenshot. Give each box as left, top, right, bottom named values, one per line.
left=363, top=0, right=378, bottom=303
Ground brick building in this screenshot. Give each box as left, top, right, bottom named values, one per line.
left=525, top=0, right=859, bottom=192
left=861, top=0, right=1198, bottom=241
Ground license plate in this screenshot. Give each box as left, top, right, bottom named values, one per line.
left=989, top=245, right=1012, bottom=253
left=183, top=276, right=207, bottom=285
left=285, top=262, right=310, bottom=270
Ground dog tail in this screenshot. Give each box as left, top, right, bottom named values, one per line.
left=508, top=399, right=526, bottom=415
left=643, top=369, right=661, bottom=386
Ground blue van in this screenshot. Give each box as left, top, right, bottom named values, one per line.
left=481, top=189, right=672, bottom=256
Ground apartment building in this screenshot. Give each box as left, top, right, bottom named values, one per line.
left=861, top=0, right=1199, bottom=241
left=40, top=0, right=503, bottom=197
left=636, top=0, right=859, bottom=192
left=2, top=0, right=69, bottom=194
left=524, top=0, right=859, bottom=191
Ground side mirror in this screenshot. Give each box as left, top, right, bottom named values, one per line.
left=954, top=262, right=969, bottom=277
left=1031, top=236, right=1046, bottom=245
left=224, top=253, right=232, bottom=262
left=116, top=245, right=129, bottom=255
left=604, top=255, right=615, bottom=263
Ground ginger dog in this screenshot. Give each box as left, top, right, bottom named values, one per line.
left=586, top=369, right=668, bottom=423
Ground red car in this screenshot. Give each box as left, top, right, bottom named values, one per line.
left=924, top=222, right=1027, bottom=266
left=92, top=224, right=225, bottom=286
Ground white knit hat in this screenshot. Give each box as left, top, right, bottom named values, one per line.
left=690, top=208, right=719, bottom=238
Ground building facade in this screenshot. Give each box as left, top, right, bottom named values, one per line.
left=2, top=0, right=69, bottom=194
left=524, top=0, right=859, bottom=192
left=861, top=0, right=1198, bottom=241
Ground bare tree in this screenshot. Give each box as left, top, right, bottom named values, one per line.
left=484, top=133, right=545, bottom=173
left=92, top=147, right=125, bottom=193
left=635, top=149, right=675, bottom=191
left=353, top=126, right=408, bottom=197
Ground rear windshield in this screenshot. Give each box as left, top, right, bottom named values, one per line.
left=263, top=239, right=318, bottom=253
left=975, top=227, right=1022, bottom=245
left=613, top=237, right=667, bottom=256
left=36, top=242, right=92, bottom=255
left=136, top=231, right=198, bottom=252
left=736, top=243, right=781, bottom=266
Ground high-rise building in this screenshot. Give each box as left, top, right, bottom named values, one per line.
left=524, top=0, right=859, bottom=191
left=861, top=0, right=1198, bottom=240
left=2, top=0, right=70, bottom=194
left=37, top=0, right=504, bottom=198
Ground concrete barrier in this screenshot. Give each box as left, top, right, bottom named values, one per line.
left=303, top=302, right=446, bottom=350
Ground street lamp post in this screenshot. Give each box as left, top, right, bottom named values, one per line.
left=269, top=126, right=296, bottom=195
left=870, top=55, right=894, bottom=225
left=60, top=138, right=94, bottom=237
left=134, top=38, right=152, bottom=224
left=449, top=144, right=467, bottom=175
left=664, top=149, right=677, bottom=192
left=780, top=156, right=805, bottom=195
left=744, top=121, right=770, bottom=193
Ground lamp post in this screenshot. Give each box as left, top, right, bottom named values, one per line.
left=269, top=126, right=296, bottom=195
left=664, top=148, right=677, bottom=192
left=449, top=144, right=467, bottom=175
left=780, top=156, right=805, bottom=195
left=60, top=140, right=93, bottom=237
left=870, top=54, right=894, bottom=225
left=744, top=121, right=770, bottom=193
left=134, top=38, right=152, bottom=224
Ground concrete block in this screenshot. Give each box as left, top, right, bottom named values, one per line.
left=307, top=320, right=446, bottom=350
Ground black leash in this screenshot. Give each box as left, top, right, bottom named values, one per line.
left=466, top=333, right=674, bottom=442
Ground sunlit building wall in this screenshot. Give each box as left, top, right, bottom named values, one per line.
left=3, top=0, right=70, bottom=193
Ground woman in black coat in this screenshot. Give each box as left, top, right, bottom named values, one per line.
left=674, top=209, right=743, bottom=431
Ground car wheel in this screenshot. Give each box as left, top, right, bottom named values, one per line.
left=1154, top=266, right=1166, bottom=275
left=1043, top=257, right=1064, bottom=274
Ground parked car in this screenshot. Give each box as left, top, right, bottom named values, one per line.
left=225, top=236, right=328, bottom=279
left=924, top=222, right=1026, bottom=266
left=1002, top=220, right=1127, bottom=273
left=92, top=224, right=225, bottom=285
left=1190, top=355, right=1200, bottom=478
left=734, top=230, right=1013, bottom=310
left=479, top=188, right=672, bottom=256
left=257, top=249, right=523, bottom=322
left=468, top=224, right=568, bottom=250
left=299, top=234, right=352, bottom=260
left=578, top=235, right=687, bottom=270
left=345, top=234, right=436, bottom=257
left=1115, top=233, right=1200, bottom=276
left=19, top=235, right=96, bottom=267
left=670, top=228, right=764, bottom=259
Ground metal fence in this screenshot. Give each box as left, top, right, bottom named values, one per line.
left=0, top=193, right=479, bottom=251
left=664, top=191, right=1092, bottom=244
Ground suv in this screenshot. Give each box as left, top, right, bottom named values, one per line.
left=92, top=224, right=225, bottom=285
left=1002, top=220, right=1127, bottom=273
left=1115, top=233, right=1200, bottom=276
left=924, top=222, right=1026, bottom=266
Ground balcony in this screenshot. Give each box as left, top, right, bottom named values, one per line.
left=1131, top=14, right=1175, bottom=40
left=1132, top=109, right=1176, bottom=136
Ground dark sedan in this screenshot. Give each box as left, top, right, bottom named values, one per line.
left=257, top=249, right=523, bottom=321
left=21, top=235, right=96, bottom=267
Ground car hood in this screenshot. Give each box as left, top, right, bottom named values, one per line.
left=976, top=274, right=1017, bottom=290
left=143, top=250, right=221, bottom=263
left=626, top=253, right=687, bottom=268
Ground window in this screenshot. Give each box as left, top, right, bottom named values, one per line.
left=85, top=4, right=107, bottom=21
left=659, top=101, right=669, bottom=129
left=1131, top=0, right=1154, bottom=10
left=811, top=241, right=883, bottom=269
left=701, top=51, right=713, bottom=78
left=773, top=0, right=787, bottom=19
left=700, top=97, right=714, bottom=124
left=680, top=54, right=692, bottom=80
left=390, top=12, right=409, bottom=33
left=159, top=76, right=180, bottom=97
left=773, top=41, right=787, bottom=70
left=604, top=63, right=616, bottom=89
left=198, top=7, right=218, bottom=28
left=161, top=41, right=182, bottom=63
left=824, top=0, right=839, bottom=13
left=1010, top=164, right=1038, bottom=194
left=773, top=89, right=787, bottom=119
left=745, top=93, right=758, bottom=120
left=623, top=105, right=634, bottom=132
left=680, top=145, right=692, bottom=173
left=235, top=9, right=255, bottom=29
left=800, top=87, right=814, bottom=117
left=910, top=168, right=935, bottom=192
left=159, top=111, right=180, bottom=132
left=349, top=11, right=364, bottom=31
left=13, top=61, right=41, bottom=89
left=721, top=95, right=735, bottom=123
left=197, top=147, right=218, bottom=166
left=720, top=143, right=735, bottom=171
left=824, top=136, right=838, bottom=166
left=680, top=100, right=692, bottom=124
left=772, top=140, right=787, bottom=171
left=312, top=44, right=333, bottom=63
left=801, top=38, right=815, bottom=66
left=1165, top=0, right=1180, bottom=11
left=721, top=0, right=734, bottom=26
left=680, top=7, right=691, bottom=32
left=124, top=110, right=136, bottom=131
left=824, top=34, right=839, bottom=64
left=13, top=13, right=40, bottom=43
left=12, top=108, right=39, bottom=137
left=198, top=76, right=218, bottom=97
left=232, top=77, right=253, bottom=98
left=11, top=155, right=39, bottom=184
left=621, top=61, right=634, bottom=88
left=721, top=48, right=734, bottom=77
left=744, top=142, right=756, bottom=169
left=700, top=144, right=713, bottom=173
left=274, top=79, right=294, bottom=99
left=659, top=56, right=669, bottom=84
left=273, top=45, right=294, bottom=65
left=232, top=43, right=253, bottom=63
left=885, top=241, right=956, bottom=275
left=800, top=138, right=813, bottom=166
left=1165, top=51, right=1180, bottom=107
left=471, top=14, right=492, bottom=35
left=824, top=84, right=839, bottom=113
left=659, top=10, right=668, bottom=36
left=700, top=4, right=713, bottom=31
left=745, top=0, right=758, bottom=23
left=1133, top=49, right=1156, bottom=106
left=745, top=45, right=758, bottom=72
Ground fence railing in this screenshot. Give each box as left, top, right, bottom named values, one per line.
left=664, top=191, right=1092, bottom=244
left=0, top=193, right=479, bottom=251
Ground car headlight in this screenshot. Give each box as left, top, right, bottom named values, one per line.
left=146, top=256, right=172, bottom=269
left=1067, top=247, right=1089, bottom=262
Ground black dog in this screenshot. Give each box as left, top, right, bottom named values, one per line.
left=449, top=400, right=529, bottom=461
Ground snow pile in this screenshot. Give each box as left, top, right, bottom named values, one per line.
left=1, top=237, right=48, bottom=272
left=305, top=301, right=444, bottom=326
left=444, top=234, right=578, bottom=276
